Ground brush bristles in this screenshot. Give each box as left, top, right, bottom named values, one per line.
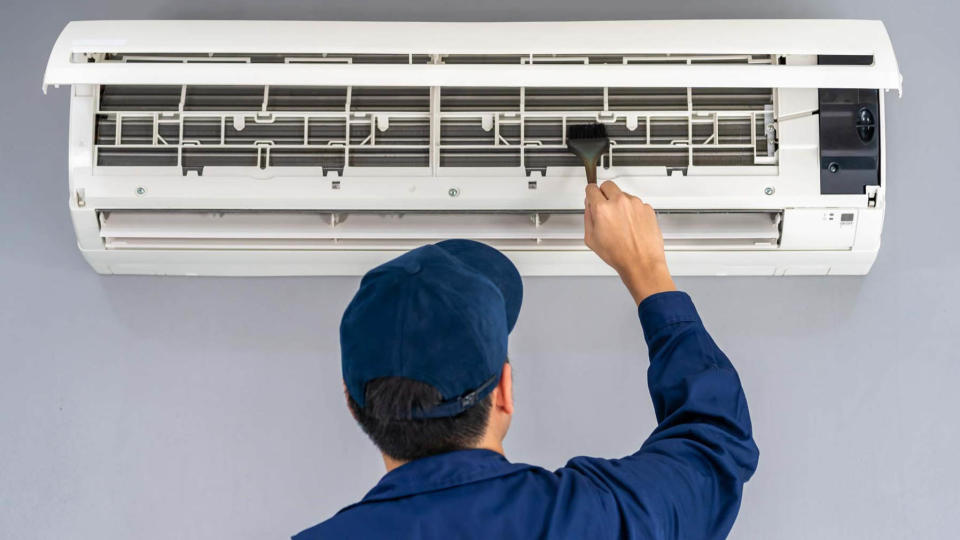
left=566, top=123, right=608, bottom=141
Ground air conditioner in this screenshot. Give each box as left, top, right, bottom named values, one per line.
left=43, top=20, right=901, bottom=276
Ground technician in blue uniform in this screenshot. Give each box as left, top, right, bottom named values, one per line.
left=295, top=181, right=759, bottom=539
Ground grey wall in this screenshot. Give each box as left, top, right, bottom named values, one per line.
left=2, top=1, right=958, bottom=539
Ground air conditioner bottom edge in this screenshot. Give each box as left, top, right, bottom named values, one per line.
left=78, top=247, right=878, bottom=277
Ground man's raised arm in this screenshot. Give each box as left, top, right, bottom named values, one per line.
left=567, top=181, right=759, bottom=540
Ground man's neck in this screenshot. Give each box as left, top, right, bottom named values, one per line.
left=382, top=440, right=506, bottom=473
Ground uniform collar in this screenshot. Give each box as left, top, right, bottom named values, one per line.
left=342, top=449, right=534, bottom=509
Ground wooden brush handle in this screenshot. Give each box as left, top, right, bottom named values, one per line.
left=584, top=162, right=598, bottom=184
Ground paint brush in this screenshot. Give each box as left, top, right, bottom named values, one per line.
left=566, top=123, right=610, bottom=184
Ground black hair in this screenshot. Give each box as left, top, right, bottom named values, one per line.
left=347, top=377, right=493, bottom=462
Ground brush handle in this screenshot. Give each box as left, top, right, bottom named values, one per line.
left=584, top=162, right=598, bottom=184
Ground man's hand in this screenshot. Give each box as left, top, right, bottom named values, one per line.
left=584, top=181, right=677, bottom=305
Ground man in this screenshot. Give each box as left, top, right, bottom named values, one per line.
left=295, top=181, right=759, bottom=539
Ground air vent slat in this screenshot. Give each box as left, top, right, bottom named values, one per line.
left=98, top=52, right=776, bottom=66
left=99, top=85, right=182, bottom=111
left=99, top=210, right=782, bottom=250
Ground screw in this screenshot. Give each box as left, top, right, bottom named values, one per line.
left=828, top=162, right=840, bottom=173
left=135, top=186, right=146, bottom=195
left=764, top=187, right=775, bottom=196
left=448, top=187, right=460, bottom=197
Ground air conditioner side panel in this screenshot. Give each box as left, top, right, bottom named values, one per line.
left=68, top=86, right=103, bottom=252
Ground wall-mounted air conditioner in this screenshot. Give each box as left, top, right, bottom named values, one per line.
left=43, top=20, right=901, bottom=276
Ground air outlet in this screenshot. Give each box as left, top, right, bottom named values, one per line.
left=99, top=210, right=782, bottom=250
left=93, top=52, right=773, bottom=66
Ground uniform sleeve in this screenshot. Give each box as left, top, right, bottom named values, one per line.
left=562, top=291, right=759, bottom=540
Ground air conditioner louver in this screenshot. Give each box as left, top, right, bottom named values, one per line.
left=98, top=210, right=782, bottom=250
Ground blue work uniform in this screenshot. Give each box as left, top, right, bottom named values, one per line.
left=296, top=291, right=759, bottom=539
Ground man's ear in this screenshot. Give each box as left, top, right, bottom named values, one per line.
left=495, top=362, right=514, bottom=415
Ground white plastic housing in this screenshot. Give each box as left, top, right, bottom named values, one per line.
left=45, top=19, right=901, bottom=276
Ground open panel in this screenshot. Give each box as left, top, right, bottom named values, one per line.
left=93, top=83, right=776, bottom=175
left=43, top=21, right=903, bottom=91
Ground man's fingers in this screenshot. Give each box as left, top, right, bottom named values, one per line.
left=585, top=184, right=606, bottom=221
left=585, top=183, right=606, bottom=204
left=598, top=180, right=623, bottom=199
left=583, top=201, right=594, bottom=241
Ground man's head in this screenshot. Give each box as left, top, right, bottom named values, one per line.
left=340, top=240, right=522, bottom=464
left=346, top=362, right=513, bottom=462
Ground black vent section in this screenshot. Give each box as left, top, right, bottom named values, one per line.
left=817, top=55, right=875, bottom=66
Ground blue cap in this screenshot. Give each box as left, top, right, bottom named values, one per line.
left=340, top=239, right=522, bottom=418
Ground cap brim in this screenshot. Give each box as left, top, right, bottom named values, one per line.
left=434, top=239, right=523, bottom=332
